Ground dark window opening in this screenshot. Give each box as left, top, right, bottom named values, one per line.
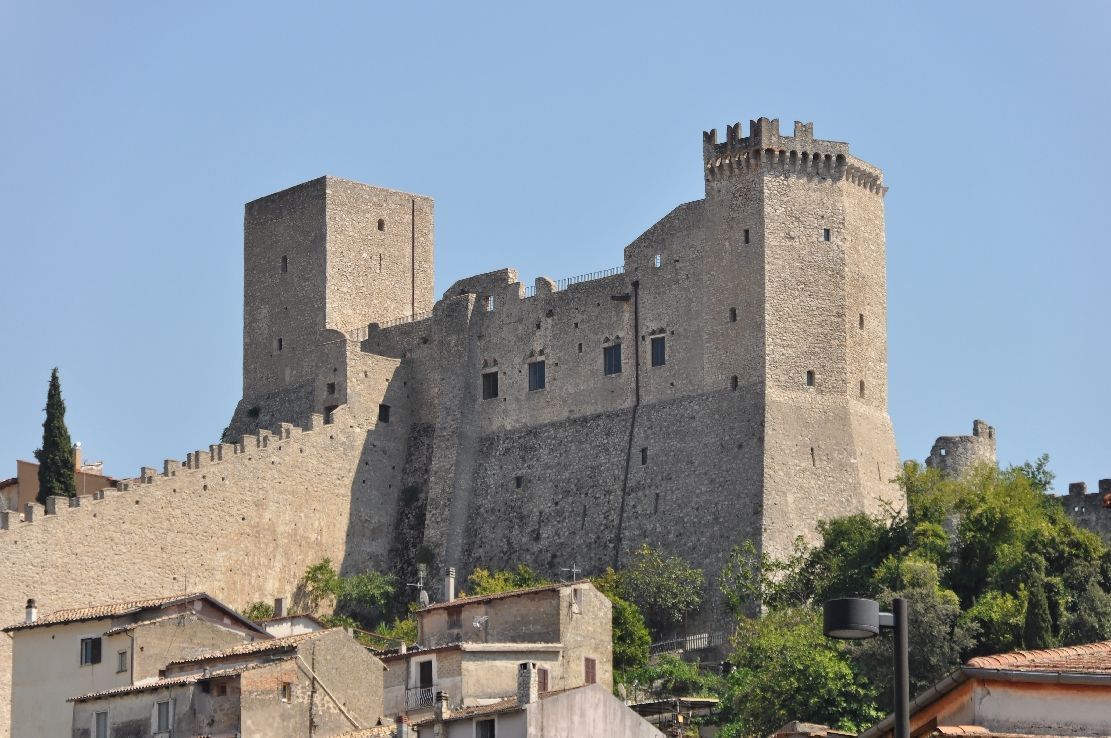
left=515, top=475, right=523, bottom=489
left=419, top=660, right=433, bottom=689
left=528, top=361, right=546, bottom=391
left=859, top=313, right=865, bottom=330
left=447, top=607, right=462, bottom=630
left=729, top=307, right=737, bottom=323
left=577, top=343, right=582, bottom=354
left=377, top=218, right=385, bottom=231
left=585, top=657, right=597, bottom=685
left=276, top=337, right=283, bottom=351
left=80, top=637, right=102, bottom=665
left=730, top=375, right=738, bottom=391
left=603, top=344, right=622, bottom=375
left=859, top=380, right=866, bottom=398
left=822, top=228, right=831, bottom=242
left=640, top=447, right=648, bottom=465
left=650, top=336, right=665, bottom=367
left=482, top=371, right=499, bottom=400
left=326, top=382, right=336, bottom=395
left=279, top=684, right=292, bottom=703
left=653, top=492, right=660, bottom=514
left=538, top=668, right=549, bottom=693
left=378, top=404, right=391, bottom=423
left=811, top=447, right=816, bottom=467
left=281, top=255, right=288, bottom=273
left=744, top=228, right=751, bottom=244
left=324, top=405, right=338, bottom=424
left=116, top=650, right=127, bottom=673
left=476, top=719, right=496, bottom=738
left=806, top=370, right=815, bottom=387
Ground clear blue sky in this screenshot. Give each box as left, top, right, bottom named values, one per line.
left=1, top=1, right=1107, bottom=493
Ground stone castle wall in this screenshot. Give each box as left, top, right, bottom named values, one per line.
left=926, top=419, right=997, bottom=477
left=1058, top=480, right=1111, bottom=544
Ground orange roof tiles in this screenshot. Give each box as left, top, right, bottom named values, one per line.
left=3, top=593, right=209, bottom=633
left=419, top=580, right=590, bottom=612
left=966, top=640, right=1111, bottom=673
left=164, top=628, right=338, bottom=666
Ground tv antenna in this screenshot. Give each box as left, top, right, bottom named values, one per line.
left=407, top=563, right=430, bottom=607
left=560, top=563, right=581, bottom=582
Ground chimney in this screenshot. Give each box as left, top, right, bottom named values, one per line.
left=73, top=443, right=82, bottom=470
left=434, top=691, right=450, bottom=721
left=517, top=662, right=539, bottom=705
left=396, top=714, right=410, bottom=738
left=25, top=599, right=36, bottom=625
left=444, top=567, right=456, bottom=603
left=273, top=597, right=287, bottom=618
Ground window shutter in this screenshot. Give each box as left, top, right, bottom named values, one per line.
left=91, top=638, right=102, bottom=664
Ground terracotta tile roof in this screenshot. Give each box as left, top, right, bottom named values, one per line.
left=164, top=628, right=339, bottom=666
left=102, top=612, right=190, bottom=636
left=380, top=643, right=462, bottom=663
left=420, top=580, right=591, bottom=612
left=0, top=477, right=16, bottom=491
left=3, top=593, right=208, bottom=633
left=337, top=727, right=397, bottom=737
left=412, top=685, right=591, bottom=726
left=965, top=640, right=1111, bottom=673
left=932, top=727, right=990, bottom=735
left=69, top=660, right=282, bottom=702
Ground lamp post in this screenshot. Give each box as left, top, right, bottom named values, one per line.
left=823, top=597, right=909, bottom=738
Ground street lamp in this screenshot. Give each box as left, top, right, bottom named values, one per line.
left=823, top=597, right=910, bottom=738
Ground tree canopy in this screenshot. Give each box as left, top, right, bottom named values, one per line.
left=35, top=367, right=76, bottom=503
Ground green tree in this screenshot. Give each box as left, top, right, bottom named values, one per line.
left=592, top=568, right=651, bottom=674
left=1023, top=576, right=1055, bottom=649
left=1011, top=454, right=1055, bottom=493
left=625, top=653, right=722, bottom=700
left=241, top=601, right=276, bottom=621
left=1060, top=580, right=1111, bottom=645
left=718, top=608, right=882, bottom=738
left=297, top=558, right=394, bottom=627
left=962, top=590, right=1025, bottom=655
left=34, top=368, right=76, bottom=503
left=462, top=565, right=548, bottom=596
left=618, top=544, right=705, bottom=634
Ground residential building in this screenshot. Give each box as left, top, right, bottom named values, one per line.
left=0, top=445, right=116, bottom=512
left=70, top=628, right=386, bottom=738
left=414, top=663, right=661, bottom=737
left=859, top=640, right=1111, bottom=738
left=383, top=579, right=611, bottom=720
left=3, top=592, right=265, bottom=738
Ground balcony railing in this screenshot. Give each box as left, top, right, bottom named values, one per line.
left=406, top=686, right=436, bottom=709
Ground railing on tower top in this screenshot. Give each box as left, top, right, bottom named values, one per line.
left=524, top=265, right=625, bottom=298
left=648, top=631, right=727, bottom=656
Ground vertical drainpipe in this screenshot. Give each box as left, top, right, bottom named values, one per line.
left=613, top=280, right=641, bottom=568
left=411, top=199, right=417, bottom=316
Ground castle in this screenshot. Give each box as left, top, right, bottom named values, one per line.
left=0, top=117, right=904, bottom=733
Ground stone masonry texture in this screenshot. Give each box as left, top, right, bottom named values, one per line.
left=0, top=117, right=905, bottom=734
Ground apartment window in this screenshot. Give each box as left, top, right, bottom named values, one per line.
left=482, top=371, right=499, bottom=400
left=650, top=336, right=665, bottom=367
left=94, top=712, right=108, bottom=738
left=117, top=650, right=128, bottom=673
left=156, top=700, right=171, bottom=731
left=476, top=719, right=496, bottom=738
left=528, top=361, right=546, bottom=391
left=280, top=683, right=293, bottom=703
left=80, top=637, right=102, bottom=665
left=743, top=228, right=751, bottom=244
left=603, top=344, right=622, bottom=375
left=822, top=228, right=831, bottom=242
left=378, top=404, right=391, bottom=423
left=447, top=607, right=462, bottom=630
left=584, top=657, right=597, bottom=685
left=538, top=667, right=549, bottom=693
left=805, top=370, right=815, bottom=387
left=280, top=255, right=288, bottom=273
left=326, top=382, right=336, bottom=395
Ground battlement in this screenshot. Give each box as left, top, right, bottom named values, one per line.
left=703, top=117, right=884, bottom=194
left=926, top=419, right=997, bottom=478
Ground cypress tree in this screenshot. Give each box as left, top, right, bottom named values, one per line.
left=1023, top=577, right=1055, bottom=650
left=34, top=368, right=77, bottom=503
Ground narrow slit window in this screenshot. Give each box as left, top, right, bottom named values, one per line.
left=729, top=307, right=737, bottom=323
left=805, top=370, right=815, bottom=387
left=485, top=295, right=495, bottom=312
left=730, top=375, right=738, bottom=391
left=654, top=254, right=662, bottom=268
left=743, top=229, right=751, bottom=244
left=577, top=343, right=583, bottom=354
left=640, top=447, right=648, bottom=465
left=528, top=360, right=546, bottom=391
left=482, top=371, right=499, bottom=400
left=515, top=475, right=523, bottom=490
left=822, top=228, right=831, bottom=242
left=377, top=218, right=385, bottom=231
left=276, top=337, right=283, bottom=352
left=859, top=313, right=865, bottom=330
left=653, top=492, right=660, bottom=514
left=859, top=380, right=865, bottom=398
left=603, top=344, right=622, bottom=375
left=280, top=255, right=288, bottom=273
left=650, top=336, right=665, bottom=367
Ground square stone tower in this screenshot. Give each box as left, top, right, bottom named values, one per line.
left=228, top=176, right=433, bottom=436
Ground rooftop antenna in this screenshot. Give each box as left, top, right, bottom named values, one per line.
left=560, top=563, right=581, bottom=583
left=407, top=563, right=430, bottom=607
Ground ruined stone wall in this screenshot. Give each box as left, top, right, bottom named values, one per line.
left=926, top=419, right=997, bottom=477
left=1058, top=480, right=1111, bottom=545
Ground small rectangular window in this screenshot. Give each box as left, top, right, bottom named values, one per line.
left=276, top=337, right=283, bottom=351
left=640, top=447, right=648, bottom=465
left=859, top=380, right=866, bottom=398
left=94, top=712, right=108, bottom=738
left=603, top=345, right=622, bottom=375
left=859, top=313, right=865, bottom=330
left=482, top=371, right=499, bottom=400
left=485, top=295, right=495, bottom=312
left=577, top=343, right=582, bottom=354
left=729, top=307, right=737, bottom=323
left=157, top=700, right=171, bottom=730
left=650, top=336, right=665, bottom=367
left=585, top=657, right=597, bottom=685
left=822, top=228, right=831, bottom=242
left=117, top=650, right=127, bottom=673
left=214, top=683, right=227, bottom=697
left=528, top=361, right=546, bottom=391
left=653, top=254, right=661, bottom=268
left=378, top=404, right=390, bottom=423
left=280, top=682, right=292, bottom=702
left=743, top=229, right=751, bottom=244
left=806, top=370, right=815, bottom=387
left=326, top=382, right=336, bottom=395
left=515, top=475, right=523, bottom=489
left=280, top=255, right=288, bottom=273
left=538, top=667, right=549, bottom=693
left=448, top=607, right=462, bottom=629
left=80, top=637, right=102, bottom=665
left=476, top=719, right=496, bottom=738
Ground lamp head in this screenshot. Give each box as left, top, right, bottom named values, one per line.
left=823, top=597, right=881, bottom=640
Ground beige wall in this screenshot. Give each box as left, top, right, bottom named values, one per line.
left=7, top=459, right=114, bottom=513
left=923, top=678, right=1111, bottom=737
